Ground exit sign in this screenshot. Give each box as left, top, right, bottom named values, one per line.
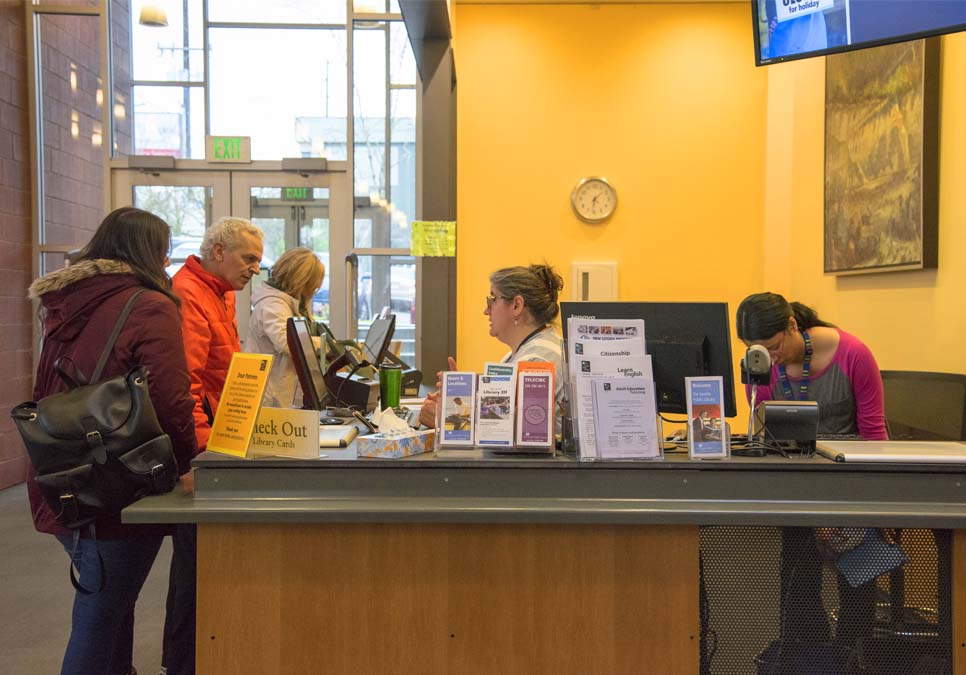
left=284, top=187, right=312, bottom=200
left=206, top=135, right=251, bottom=163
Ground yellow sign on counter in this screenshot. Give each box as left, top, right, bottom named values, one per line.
left=411, top=220, right=456, bottom=257
left=248, top=407, right=320, bottom=459
left=207, top=353, right=273, bottom=457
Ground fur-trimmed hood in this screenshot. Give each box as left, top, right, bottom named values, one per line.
left=31, top=258, right=143, bottom=343
left=28, top=258, right=132, bottom=299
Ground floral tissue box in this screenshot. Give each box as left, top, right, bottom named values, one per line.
left=356, top=429, right=435, bottom=459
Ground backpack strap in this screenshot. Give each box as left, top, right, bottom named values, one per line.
left=52, top=356, right=89, bottom=389
left=90, top=289, right=148, bottom=384
left=68, top=525, right=105, bottom=595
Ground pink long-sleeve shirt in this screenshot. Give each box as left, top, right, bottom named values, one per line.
left=746, top=329, right=888, bottom=440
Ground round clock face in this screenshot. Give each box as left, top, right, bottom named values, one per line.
left=571, top=177, right=617, bottom=224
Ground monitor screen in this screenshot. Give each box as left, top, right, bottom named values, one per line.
left=363, top=314, right=396, bottom=366
left=753, top=0, right=966, bottom=66
left=286, top=317, right=327, bottom=410
left=561, top=301, right=738, bottom=417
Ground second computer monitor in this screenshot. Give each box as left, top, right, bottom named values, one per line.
left=286, top=316, right=328, bottom=410
left=363, top=314, right=396, bottom=366
left=560, top=301, right=738, bottom=417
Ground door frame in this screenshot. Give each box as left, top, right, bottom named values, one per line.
left=230, top=170, right=351, bottom=339
left=111, top=163, right=351, bottom=341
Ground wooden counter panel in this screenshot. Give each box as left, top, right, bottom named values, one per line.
left=197, top=523, right=700, bottom=675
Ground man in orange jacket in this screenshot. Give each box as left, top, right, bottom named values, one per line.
left=162, top=217, right=264, bottom=675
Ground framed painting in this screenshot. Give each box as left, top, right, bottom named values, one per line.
left=824, top=38, right=939, bottom=275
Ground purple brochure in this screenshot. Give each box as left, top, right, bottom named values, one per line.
left=516, top=371, right=553, bottom=446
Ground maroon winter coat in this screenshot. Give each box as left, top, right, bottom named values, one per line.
left=26, top=259, right=197, bottom=538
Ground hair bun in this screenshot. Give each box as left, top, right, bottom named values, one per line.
left=531, top=264, right=563, bottom=301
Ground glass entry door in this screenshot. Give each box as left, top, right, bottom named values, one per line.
left=112, top=168, right=350, bottom=346
left=112, top=172, right=231, bottom=268
left=231, top=172, right=350, bottom=342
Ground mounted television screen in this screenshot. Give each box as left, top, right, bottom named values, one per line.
left=753, top=0, right=966, bottom=66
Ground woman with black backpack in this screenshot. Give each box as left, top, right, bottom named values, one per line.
left=25, top=207, right=197, bottom=675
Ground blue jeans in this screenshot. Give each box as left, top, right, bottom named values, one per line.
left=161, top=523, right=197, bottom=675
left=57, top=532, right=164, bottom=675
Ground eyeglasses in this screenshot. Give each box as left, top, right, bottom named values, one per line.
left=485, top=294, right=510, bottom=309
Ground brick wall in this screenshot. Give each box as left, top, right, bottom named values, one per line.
left=0, top=4, right=34, bottom=490
left=0, top=6, right=106, bottom=490
left=111, top=0, right=132, bottom=155
left=40, top=12, right=102, bottom=247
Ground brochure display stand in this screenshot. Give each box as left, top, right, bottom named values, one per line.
left=566, top=317, right=662, bottom=461
left=434, top=365, right=557, bottom=454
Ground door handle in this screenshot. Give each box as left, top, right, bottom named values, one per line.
left=345, top=253, right=359, bottom=340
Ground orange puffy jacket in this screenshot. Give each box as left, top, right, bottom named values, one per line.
left=173, top=255, right=240, bottom=451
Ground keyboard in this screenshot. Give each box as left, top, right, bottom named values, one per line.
left=816, top=433, right=865, bottom=441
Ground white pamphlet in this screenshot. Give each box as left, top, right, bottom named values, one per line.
left=484, top=362, right=517, bottom=378
left=567, top=318, right=646, bottom=380
left=574, top=355, right=653, bottom=459
left=475, top=375, right=515, bottom=447
left=567, top=317, right=646, bottom=342
left=591, top=377, right=660, bottom=459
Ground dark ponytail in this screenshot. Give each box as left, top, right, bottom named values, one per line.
left=736, top=292, right=833, bottom=341
left=789, top=301, right=834, bottom=330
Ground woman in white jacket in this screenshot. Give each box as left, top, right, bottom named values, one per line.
left=246, top=247, right=325, bottom=407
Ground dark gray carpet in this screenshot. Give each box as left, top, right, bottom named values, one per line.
left=0, top=483, right=170, bottom=675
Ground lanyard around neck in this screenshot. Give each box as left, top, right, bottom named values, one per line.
left=777, top=329, right=812, bottom=401
left=509, top=325, right=546, bottom=361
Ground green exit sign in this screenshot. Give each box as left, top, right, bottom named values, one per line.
left=284, top=187, right=312, bottom=200
left=206, top=135, right=251, bottom=163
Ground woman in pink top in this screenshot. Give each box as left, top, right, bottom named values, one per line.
left=736, top=292, right=887, bottom=440
left=735, top=292, right=887, bottom=653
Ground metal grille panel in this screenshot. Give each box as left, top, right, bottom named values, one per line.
left=700, top=526, right=951, bottom=675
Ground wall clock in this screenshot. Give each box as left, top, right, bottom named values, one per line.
left=571, top=177, right=617, bottom=224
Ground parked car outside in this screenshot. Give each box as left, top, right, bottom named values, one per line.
left=357, top=262, right=415, bottom=324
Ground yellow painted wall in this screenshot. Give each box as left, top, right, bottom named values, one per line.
left=454, top=2, right=767, bottom=418
left=764, top=33, right=966, bottom=373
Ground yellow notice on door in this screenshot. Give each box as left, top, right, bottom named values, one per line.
left=411, top=220, right=456, bottom=257
left=207, top=353, right=273, bottom=457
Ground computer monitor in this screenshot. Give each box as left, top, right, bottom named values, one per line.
left=362, top=314, right=396, bottom=366
left=286, top=317, right=328, bottom=410
left=560, top=301, right=738, bottom=417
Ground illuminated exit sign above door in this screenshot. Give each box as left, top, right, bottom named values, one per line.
left=206, top=136, right=251, bottom=163
left=283, top=187, right=312, bottom=200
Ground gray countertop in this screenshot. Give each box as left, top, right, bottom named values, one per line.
left=122, top=448, right=966, bottom=528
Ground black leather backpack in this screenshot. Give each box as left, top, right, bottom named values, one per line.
left=11, top=289, right=178, bottom=591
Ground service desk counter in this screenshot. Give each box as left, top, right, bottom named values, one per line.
left=124, top=451, right=966, bottom=675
